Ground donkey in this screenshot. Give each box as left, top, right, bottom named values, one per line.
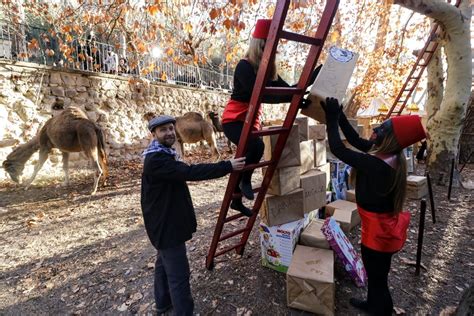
left=208, top=111, right=232, bottom=153
left=144, top=111, right=220, bottom=160
left=2, top=106, right=108, bottom=195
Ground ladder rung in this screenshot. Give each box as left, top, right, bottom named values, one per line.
left=219, top=228, right=250, bottom=242
left=232, top=186, right=261, bottom=199
left=418, top=63, right=428, bottom=66
left=397, top=100, right=406, bottom=103
left=252, top=127, right=289, bottom=137
left=263, top=87, right=304, bottom=95
left=215, top=242, right=245, bottom=257
left=280, top=30, right=323, bottom=46
left=225, top=213, right=246, bottom=223
left=424, top=50, right=435, bottom=53
left=409, top=76, right=421, bottom=80
left=240, top=160, right=272, bottom=172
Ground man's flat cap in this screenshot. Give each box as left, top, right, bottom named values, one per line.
left=148, top=115, right=176, bottom=132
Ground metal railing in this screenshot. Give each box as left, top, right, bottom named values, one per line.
left=0, top=21, right=233, bottom=90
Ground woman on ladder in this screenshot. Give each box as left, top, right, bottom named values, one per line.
left=321, top=97, right=426, bottom=315
left=221, top=19, right=320, bottom=216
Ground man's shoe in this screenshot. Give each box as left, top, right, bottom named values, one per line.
left=239, top=180, right=254, bottom=200
left=349, top=298, right=369, bottom=311
left=157, top=304, right=172, bottom=314
left=230, top=199, right=253, bottom=217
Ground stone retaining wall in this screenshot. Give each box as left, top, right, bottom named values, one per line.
left=0, top=61, right=288, bottom=182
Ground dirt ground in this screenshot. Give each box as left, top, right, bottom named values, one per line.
left=1, top=148, right=473, bottom=315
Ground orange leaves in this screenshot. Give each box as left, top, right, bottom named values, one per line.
left=223, top=19, right=232, bottom=30
left=183, top=23, right=193, bottom=33
left=147, top=4, right=160, bottom=16
left=165, top=47, right=174, bottom=57
left=27, top=39, right=39, bottom=51
left=209, top=8, right=220, bottom=20
left=136, top=42, right=147, bottom=54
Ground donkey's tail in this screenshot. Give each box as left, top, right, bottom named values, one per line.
left=95, top=126, right=108, bottom=179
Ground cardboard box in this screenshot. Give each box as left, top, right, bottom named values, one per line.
left=300, top=140, right=315, bottom=175
left=264, top=166, right=301, bottom=196
left=325, top=199, right=357, bottom=217
left=263, top=125, right=301, bottom=168
left=406, top=175, right=428, bottom=199
left=302, top=47, right=358, bottom=123
left=287, top=245, right=335, bottom=315
left=300, top=219, right=331, bottom=249
left=301, top=169, right=327, bottom=213
left=295, top=116, right=309, bottom=142
left=308, top=124, right=326, bottom=140
left=332, top=207, right=361, bottom=234
left=314, top=139, right=327, bottom=167
left=316, top=162, right=331, bottom=188
left=346, top=189, right=356, bottom=203
left=259, top=218, right=305, bottom=273
left=260, top=189, right=305, bottom=227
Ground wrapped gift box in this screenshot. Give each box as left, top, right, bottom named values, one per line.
left=300, top=219, right=331, bottom=249
left=264, top=166, right=300, bottom=196
left=321, top=217, right=367, bottom=287
left=259, top=218, right=305, bottom=273
left=314, top=139, right=327, bottom=167
left=308, top=124, right=326, bottom=140
left=301, top=169, right=327, bottom=213
left=295, top=116, right=309, bottom=142
left=302, top=46, right=358, bottom=123
left=406, top=175, right=428, bottom=199
left=260, top=189, right=305, bottom=227
left=287, top=245, right=335, bottom=315
left=263, top=124, right=301, bottom=168
left=300, top=140, right=315, bottom=175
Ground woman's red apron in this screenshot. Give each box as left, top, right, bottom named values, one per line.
left=222, top=99, right=262, bottom=131
left=358, top=206, right=410, bottom=253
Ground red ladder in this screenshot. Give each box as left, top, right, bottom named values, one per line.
left=206, top=0, right=339, bottom=270
left=384, top=0, right=461, bottom=119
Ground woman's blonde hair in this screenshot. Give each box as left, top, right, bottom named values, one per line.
left=245, top=37, right=278, bottom=80
left=350, top=129, right=407, bottom=213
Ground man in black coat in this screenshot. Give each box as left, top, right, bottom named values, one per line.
left=141, top=115, right=246, bottom=315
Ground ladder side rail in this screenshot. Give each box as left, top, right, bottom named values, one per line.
left=236, top=0, right=341, bottom=255
left=385, top=23, right=442, bottom=119
left=206, top=0, right=291, bottom=268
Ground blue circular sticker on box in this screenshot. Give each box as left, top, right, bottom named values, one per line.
left=329, top=47, right=354, bottom=63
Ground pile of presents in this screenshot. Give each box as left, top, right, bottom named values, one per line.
left=258, top=116, right=366, bottom=315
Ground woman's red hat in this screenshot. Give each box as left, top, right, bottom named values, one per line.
left=253, top=19, right=272, bottom=39
left=391, top=115, right=426, bottom=149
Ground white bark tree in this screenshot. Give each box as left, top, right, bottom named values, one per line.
left=395, top=0, right=472, bottom=184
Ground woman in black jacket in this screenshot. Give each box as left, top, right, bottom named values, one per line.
left=221, top=19, right=320, bottom=215
left=321, top=97, right=426, bottom=315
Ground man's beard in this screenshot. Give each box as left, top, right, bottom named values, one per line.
left=161, top=136, right=176, bottom=147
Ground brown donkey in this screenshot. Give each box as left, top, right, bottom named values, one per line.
left=2, top=107, right=108, bottom=195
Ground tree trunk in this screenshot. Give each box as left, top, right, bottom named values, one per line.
left=395, top=0, right=472, bottom=185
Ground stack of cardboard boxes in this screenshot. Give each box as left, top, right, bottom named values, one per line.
left=258, top=116, right=364, bottom=315
left=259, top=118, right=329, bottom=273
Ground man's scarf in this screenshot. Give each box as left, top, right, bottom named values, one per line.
left=142, top=139, right=179, bottom=160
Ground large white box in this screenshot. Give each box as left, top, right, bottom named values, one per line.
left=302, top=47, right=358, bottom=123
left=259, top=218, right=305, bottom=273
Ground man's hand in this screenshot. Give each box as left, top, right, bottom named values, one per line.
left=320, top=97, right=342, bottom=121
left=230, top=157, right=246, bottom=170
